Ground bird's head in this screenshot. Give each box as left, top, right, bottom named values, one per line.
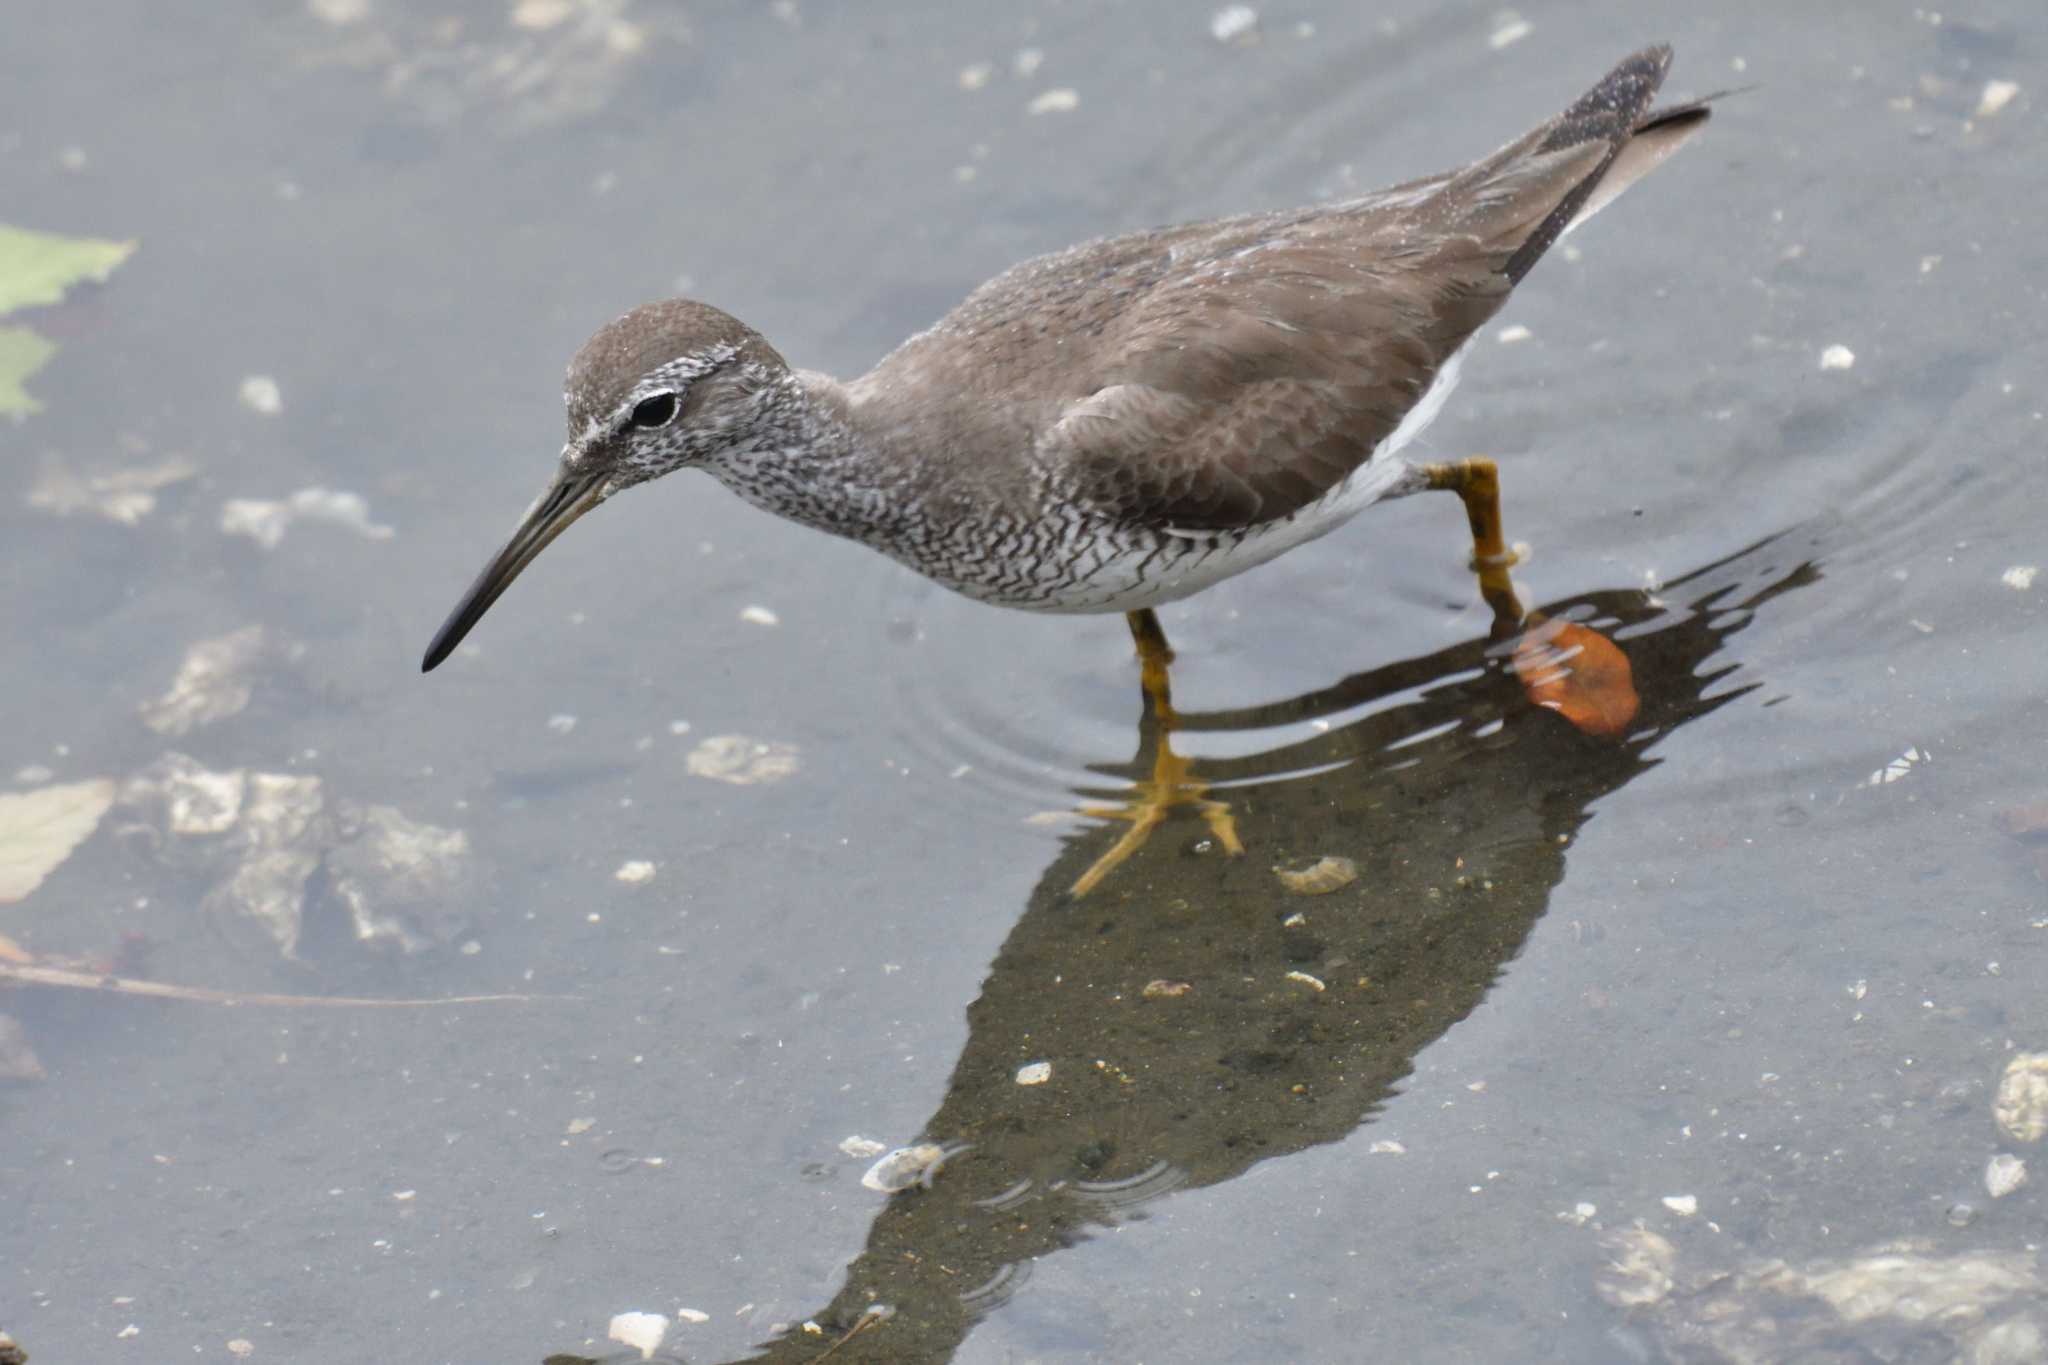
left=421, top=299, right=789, bottom=671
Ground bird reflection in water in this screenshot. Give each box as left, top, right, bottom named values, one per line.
left=541, top=532, right=1818, bottom=1365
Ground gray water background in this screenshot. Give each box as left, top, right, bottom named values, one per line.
left=4, top=2, right=2046, bottom=1361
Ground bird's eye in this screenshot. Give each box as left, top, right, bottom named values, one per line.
left=630, top=392, right=679, bottom=429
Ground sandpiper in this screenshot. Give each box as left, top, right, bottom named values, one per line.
left=425, top=45, right=1713, bottom=892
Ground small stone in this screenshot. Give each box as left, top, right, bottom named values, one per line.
left=613, top=859, right=656, bottom=885
left=1819, top=343, right=1856, bottom=371
left=676, top=1307, right=709, bottom=1324
left=1661, top=1194, right=1699, bottom=1216
left=1984, top=1152, right=2027, bottom=1199
left=1976, top=79, right=2021, bottom=118
left=238, top=375, right=283, bottom=415
left=1368, top=1139, right=1406, bottom=1155
left=838, top=1135, right=887, bottom=1159
left=739, top=604, right=779, bottom=626
left=1015, top=1060, right=1052, bottom=1085
left=1028, top=88, right=1079, bottom=115
left=1995, top=1052, right=2048, bottom=1143
left=607, top=1311, right=669, bottom=1359
left=1210, top=6, right=1259, bottom=45
left=1284, top=970, right=1326, bottom=992
left=1496, top=323, right=1532, bottom=344
left=2001, top=565, right=2038, bottom=591
left=1142, top=979, right=1191, bottom=998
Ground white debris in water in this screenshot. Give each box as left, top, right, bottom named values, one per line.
left=1496, top=323, right=1532, bottom=344
left=220, top=488, right=393, bottom=549
left=1488, top=12, right=1532, bottom=49
left=685, top=735, right=801, bottom=785
left=838, top=1135, right=887, bottom=1159
left=1995, top=1053, right=2048, bottom=1143
left=1662, top=1194, right=1700, bottom=1216
left=1984, top=1153, right=2027, bottom=1199
left=307, top=0, right=368, bottom=23
left=2001, top=565, right=2038, bottom=591
left=1976, top=79, right=2021, bottom=118
left=862, top=1142, right=967, bottom=1192
left=1864, top=745, right=1927, bottom=787
left=1015, top=1061, right=1052, bottom=1086
left=1558, top=1201, right=1598, bottom=1225
left=27, top=453, right=198, bottom=526
left=1819, top=343, right=1856, bottom=371
left=957, top=61, right=994, bottom=90
left=1368, top=1139, right=1406, bottom=1155
left=238, top=374, right=283, bottom=415
left=606, top=1311, right=669, bottom=1360
left=547, top=713, right=577, bottom=735
left=1210, top=6, right=1260, bottom=45
left=0, top=778, right=116, bottom=904
left=141, top=626, right=267, bottom=736
left=1028, top=87, right=1079, bottom=115
left=1284, top=970, right=1326, bottom=992
left=613, top=859, right=655, bottom=885
left=1012, top=48, right=1044, bottom=78
left=675, top=1307, right=709, bottom=1324
left=512, top=0, right=574, bottom=30
left=739, top=604, right=780, bottom=626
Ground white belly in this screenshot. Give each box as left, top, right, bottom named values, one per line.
left=1033, top=346, right=1467, bottom=614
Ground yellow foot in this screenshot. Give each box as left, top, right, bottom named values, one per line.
left=1069, top=743, right=1244, bottom=898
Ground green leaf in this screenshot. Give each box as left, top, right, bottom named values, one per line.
left=0, top=324, right=58, bottom=418
left=0, top=223, right=137, bottom=318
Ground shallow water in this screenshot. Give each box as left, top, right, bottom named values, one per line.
left=4, top=3, right=2046, bottom=1363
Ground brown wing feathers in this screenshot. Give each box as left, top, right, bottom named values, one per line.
left=1060, top=45, right=1706, bottom=534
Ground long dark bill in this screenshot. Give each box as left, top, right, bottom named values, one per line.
left=420, top=467, right=605, bottom=672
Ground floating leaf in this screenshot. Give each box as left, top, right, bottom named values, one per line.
left=0, top=223, right=137, bottom=317
left=0, top=323, right=57, bottom=417
left=0, top=778, right=116, bottom=903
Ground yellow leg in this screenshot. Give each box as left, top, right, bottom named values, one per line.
left=1421, top=457, right=1526, bottom=632
left=1068, top=611, right=1244, bottom=897
left=1423, top=458, right=1641, bottom=738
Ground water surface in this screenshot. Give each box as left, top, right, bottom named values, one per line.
left=4, top=3, right=2046, bottom=1362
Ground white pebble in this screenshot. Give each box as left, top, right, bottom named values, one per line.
left=1819, top=343, right=1856, bottom=371
left=1496, top=324, right=1532, bottom=344
left=1284, top=970, right=1326, bottom=992
left=1985, top=1153, right=2027, bottom=1199
left=739, top=604, right=779, bottom=626
left=1028, top=88, right=1079, bottom=115
left=1015, top=1060, right=1052, bottom=1086
left=1661, top=1194, right=1699, bottom=1216
left=1210, top=5, right=1260, bottom=45
left=238, top=375, right=283, bottom=415
left=1489, top=13, right=1532, bottom=49
left=1976, top=79, right=2021, bottom=118
left=676, top=1307, right=710, bottom=1324
left=1368, top=1139, right=1406, bottom=1155
left=613, top=860, right=656, bottom=885
left=607, top=1312, right=668, bottom=1359
left=838, top=1135, right=887, bottom=1158
left=2001, top=565, right=2038, bottom=591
